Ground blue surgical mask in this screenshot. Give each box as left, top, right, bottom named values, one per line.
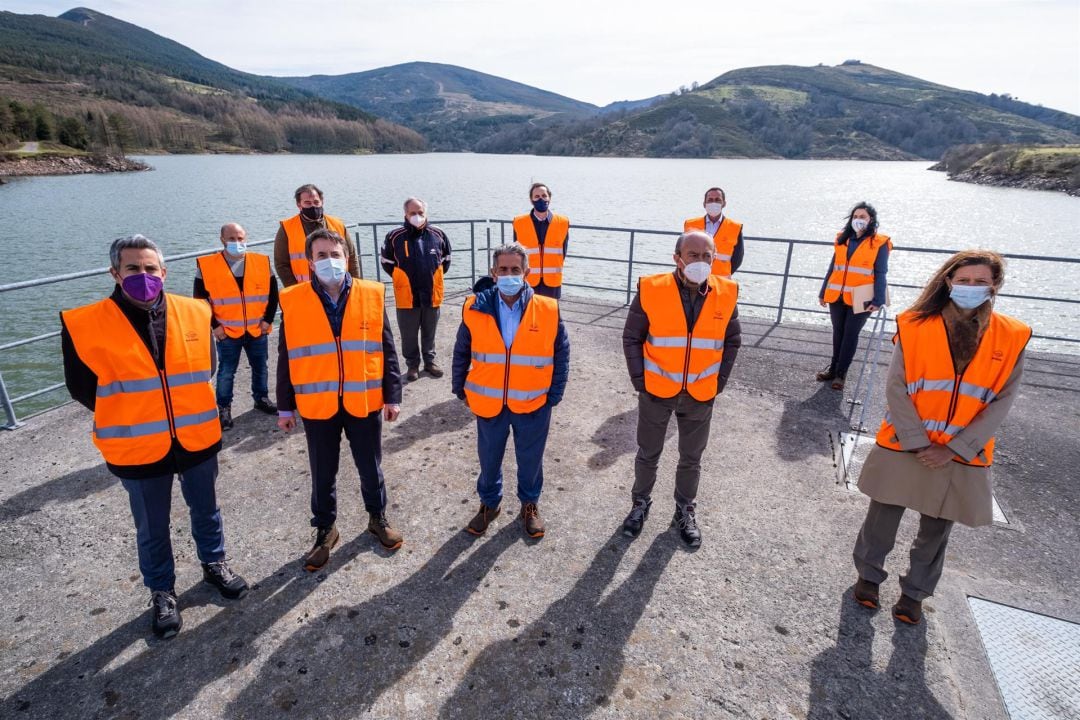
left=532, top=199, right=550, bottom=213
left=314, top=257, right=347, bottom=286
left=949, top=284, right=992, bottom=309
left=496, top=274, right=525, bottom=296
left=225, top=241, right=247, bottom=256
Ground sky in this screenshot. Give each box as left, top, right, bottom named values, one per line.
left=6, top=0, right=1079, bottom=114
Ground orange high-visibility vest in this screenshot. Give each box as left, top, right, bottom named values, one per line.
left=462, top=293, right=559, bottom=418
left=513, top=213, right=568, bottom=288
left=279, top=280, right=385, bottom=420
left=281, top=214, right=348, bottom=284
left=822, top=233, right=892, bottom=306
left=876, top=310, right=1030, bottom=466
left=196, top=251, right=272, bottom=338
left=640, top=272, right=739, bottom=401
left=683, top=216, right=743, bottom=277
left=62, top=294, right=220, bottom=466
left=386, top=227, right=445, bottom=310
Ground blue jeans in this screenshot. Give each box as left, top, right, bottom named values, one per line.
left=475, top=403, right=552, bottom=508
left=215, top=333, right=269, bottom=407
left=119, top=456, right=226, bottom=592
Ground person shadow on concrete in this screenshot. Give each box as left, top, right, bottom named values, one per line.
left=225, top=408, right=289, bottom=454
left=807, top=590, right=952, bottom=719
left=776, top=383, right=848, bottom=462
left=1, top=535, right=374, bottom=720
left=438, top=530, right=678, bottom=719
left=0, top=462, right=113, bottom=522
left=383, top=398, right=475, bottom=455
left=225, top=524, right=519, bottom=718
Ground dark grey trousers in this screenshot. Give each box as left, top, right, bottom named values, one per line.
left=631, top=391, right=714, bottom=507
left=396, top=306, right=440, bottom=369
left=853, top=499, right=955, bottom=601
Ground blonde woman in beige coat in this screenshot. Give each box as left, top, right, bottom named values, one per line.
left=851, top=250, right=1030, bottom=624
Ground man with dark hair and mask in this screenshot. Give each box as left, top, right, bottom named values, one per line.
left=273, top=183, right=360, bottom=287
left=511, top=182, right=569, bottom=300
left=381, top=196, right=452, bottom=382
left=621, top=230, right=742, bottom=548
left=61, top=235, right=249, bottom=639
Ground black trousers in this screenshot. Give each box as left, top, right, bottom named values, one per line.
left=396, top=306, right=440, bottom=369
left=303, top=407, right=387, bottom=527
left=828, top=301, right=872, bottom=375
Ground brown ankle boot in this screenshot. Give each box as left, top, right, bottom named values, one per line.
left=892, top=594, right=923, bottom=624
left=521, top=502, right=545, bottom=538
left=853, top=577, right=880, bottom=609
left=368, top=513, right=403, bottom=550
left=466, top=503, right=501, bottom=536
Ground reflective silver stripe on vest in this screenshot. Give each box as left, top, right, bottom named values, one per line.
left=506, top=387, right=547, bottom=401
left=289, top=342, right=339, bottom=360
left=846, top=266, right=874, bottom=276
left=472, top=351, right=506, bottom=364
left=524, top=247, right=540, bottom=254
left=172, top=408, right=220, bottom=429
left=536, top=267, right=561, bottom=274
left=464, top=381, right=502, bottom=398
left=646, top=334, right=686, bottom=348
left=94, top=418, right=171, bottom=439
left=643, top=358, right=683, bottom=384
left=167, top=370, right=212, bottom=388
left=340, top=340, right=383, bottom=353
left=686, top=361, right=722, bottom=384
left=689, top=338, right=724, bottom=351
left=544, top=247, right=564, bottom=256
left=296, top=273, right=310, bottom=281
left=834, top=264, right=847, bottom=272
left=210, top=297, right=244, bottom=307
left=217, top=319, right=250, bottom=327
left=509, top=354, right=554, bottom=367
left=289, top=252, right=306, bottom=260
left=906, top=378, right=956, bottom=395
left=96, top=376, right=161, bottom=398
left=827, top=284, right=845, bottom=292
left=714, top=253, right=732, bottom=261
left=294, top=381, right=340, bottom=395
left=342, top=379, right=382, bottom=393
left=922, top=418, right=966, bottom=435
left=959, top=381, right=997, bottom=403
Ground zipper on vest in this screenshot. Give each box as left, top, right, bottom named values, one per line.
left=240, top=288, right=249, bottom=335
left=502, top=344, right=511, bottom=406
left=158, top=369, right=178, bottom=438
left=682, top=324, right=695, bottom=391
left=335, top=337, right=345, bottom=398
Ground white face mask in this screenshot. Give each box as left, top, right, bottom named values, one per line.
left=408, top=213, right=425, bottom=228
left=681, top=261, right=712, bottom=285
left=851, top=218, right=869, bottom=234
left=949, top=284, right=992, bottom=310
left=313, top=257, right=347, bottom=285
left=705, top=202, right=724, bottom=217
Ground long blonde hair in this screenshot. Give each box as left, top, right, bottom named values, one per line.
left=908, top=249, right=1006, bottom=321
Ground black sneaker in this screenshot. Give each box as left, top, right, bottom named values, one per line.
left=253, top=397, right=277, bottom=414
left=622, top=497, right=652, bottom=537
left=202, top=560, right=249, bottom=599
left=219, top=405, right=233, bottom=430
left=672, top=504, right=701, bottom=548
left=149, top=589, right=182, bottom=638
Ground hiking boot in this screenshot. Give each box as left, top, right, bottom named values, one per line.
left=672, top=504, right=701, bottom=548
left=253, top=397, right=277, bottom=414
left=368, top=513, right=403, bottom=550
left=405, top=367, right=420, bottom=382
left=149, top=589, right=182, bottom=638
left=815, top=368, right=837, bottom=381
left=424, top=363, right=445, bottom=378
left=466, top=503, right=501, bottom=536
left=893, top=594, right=923, bottom=625
left=831, top=371, right=847, bottom=391
left=622, top=497, right=652, bottom=538
left=303, top=525, right=339, bottom=572
left=521, top=502, right=545, bottom=539
left=202, top=560, right=249, bottom=599
left=853, top=577, right=880, bottom=609
left=218, top=405, right=233, bottom=430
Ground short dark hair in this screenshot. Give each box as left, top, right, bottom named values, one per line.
left=529, top=182, right=550, bottom=199
left=703, top=186, right=725, bottom=202
left=305, top=229, right=348, bottom=260
left=294, top=183, right=324, bottom=203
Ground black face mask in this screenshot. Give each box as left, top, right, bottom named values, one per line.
left=300, top=206, right=324, bottom=222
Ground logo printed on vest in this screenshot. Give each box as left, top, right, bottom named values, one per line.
left=713, top=311, right=726, bottom=320
left=992, top=350, right=1005, bottom=361
left=528, top=323, right=540, bottom=332
left=184, top=331, right=199, bottom=342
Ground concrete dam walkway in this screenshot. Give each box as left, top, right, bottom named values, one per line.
left=1, top=292, right=1078, bottom=719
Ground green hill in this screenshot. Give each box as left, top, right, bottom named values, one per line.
left=0, top=7, right=424, bottom=154
left=281, top=62, right=598, bottom=151
left=471, top=62, right=1080, bottom=159
left=932, top=143, right=1080, bottom=195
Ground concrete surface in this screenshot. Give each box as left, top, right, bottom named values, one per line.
left=1, top=291, right=1077, bottom=719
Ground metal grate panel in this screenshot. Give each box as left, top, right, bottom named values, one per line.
left=968, top=597, right=1080, bottom=720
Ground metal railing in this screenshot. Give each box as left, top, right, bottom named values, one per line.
left=2, top=219, right=1078, bottom=430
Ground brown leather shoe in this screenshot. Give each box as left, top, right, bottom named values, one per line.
left=424, top=363, right=444, bottom=378
left=521, top=502, right=545, bottom=538
left=466, top=503, right=501, bottom=536
left=815, top=368, right=836, bottom=382
left=853, top=577, right=880, bottom=609
left=368, top=513, right=403, bottom=550
left=405, top=367, right=420, bottom=382
left=303, top=525, right=339, bottom=572
left=893, top=594, right=923, bottom=625
left=831, top=374, right=846, bottom=390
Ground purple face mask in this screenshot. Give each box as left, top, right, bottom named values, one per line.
left=121, top=273, right=164, bottom=303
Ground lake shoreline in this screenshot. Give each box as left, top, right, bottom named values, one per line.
left=0, top=154, right=151, bottom=180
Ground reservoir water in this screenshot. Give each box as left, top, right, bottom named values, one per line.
left=1, top=153, right=1078, bottom=415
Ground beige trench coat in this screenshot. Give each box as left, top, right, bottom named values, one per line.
left=857, top=342, right=1025, bottom=527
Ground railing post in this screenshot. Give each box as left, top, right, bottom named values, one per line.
left=354, top=231, right=364, bottom=279
left=371, top=224, right=381, bottom=282
left=0, top=370, right=24, bottom=430
left=776, top=240, right=795, bottom=325
left=470, top=222, right=477, bottom=286
left=625, top=230, right=637, bottom=305
left=486, top=224, right=492, bottom=261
